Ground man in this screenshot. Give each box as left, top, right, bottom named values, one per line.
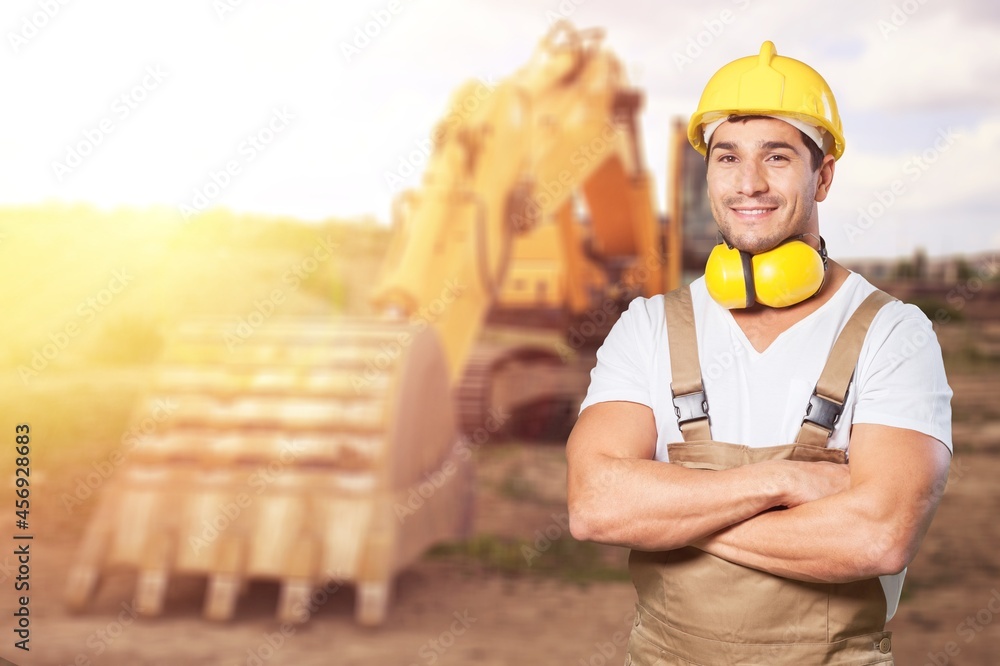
left=566, top=41, right=953, bottom=665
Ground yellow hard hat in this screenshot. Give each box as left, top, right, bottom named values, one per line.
left=688, top=41, right=845, bottom=160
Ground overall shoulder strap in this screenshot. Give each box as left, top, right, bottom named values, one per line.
left=664, top=285, right=711, bottom=442
left=795, top=289, right=896, bottom=447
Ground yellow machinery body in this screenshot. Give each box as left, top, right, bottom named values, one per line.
left=66, top=22, right=685, bottom=625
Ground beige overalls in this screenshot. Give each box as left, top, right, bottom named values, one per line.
left=624, top=286, right=896, bottom=665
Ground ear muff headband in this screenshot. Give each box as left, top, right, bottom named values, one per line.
left=705, top=237, right=827, bottom=309
left=739, top=250, right=756, bottom=309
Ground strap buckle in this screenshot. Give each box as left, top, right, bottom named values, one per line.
left=672, top=390, right=710, bottom=426
left=802, top=393, right=844, bottom=433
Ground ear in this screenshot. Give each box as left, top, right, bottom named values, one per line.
left=814, top=154, right=836, bottom=202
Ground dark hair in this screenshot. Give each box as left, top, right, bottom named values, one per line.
left=705, top=114, right=826, bottom=171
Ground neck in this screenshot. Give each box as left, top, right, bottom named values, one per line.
left=728, top=261, right=851, bottom=354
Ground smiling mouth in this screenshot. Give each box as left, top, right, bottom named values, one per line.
left=731, top=208, right=776, bottom=217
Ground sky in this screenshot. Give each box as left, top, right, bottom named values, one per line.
left=2, top=0, right=998, bottom=260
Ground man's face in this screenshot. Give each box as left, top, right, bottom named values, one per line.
left=706, top=117, right=832, bottom=254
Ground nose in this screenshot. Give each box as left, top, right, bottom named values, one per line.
left=736, top=160, right=768, bottom=197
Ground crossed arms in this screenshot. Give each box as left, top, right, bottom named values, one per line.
left=566, top=400, right=952, bottom=584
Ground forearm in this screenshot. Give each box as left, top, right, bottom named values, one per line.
left=696, top=427, right=951, bottom=583
left=568, top=454, right=790, bottom=551
left=696, top=484, right=926, bottom=583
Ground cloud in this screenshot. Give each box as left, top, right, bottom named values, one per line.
left=825, top=115, right=996, bottom=258
left=825, top=8, right=1000, bottom=112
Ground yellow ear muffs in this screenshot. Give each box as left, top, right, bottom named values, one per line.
left=705, top=238, right=827, bottom=309
left=705, top=243, right=755, bottom=309
left=752, top=240, right=826, bottom=307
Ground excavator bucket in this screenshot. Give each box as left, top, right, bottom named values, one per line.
left=66, top=317, right=474, bottom=625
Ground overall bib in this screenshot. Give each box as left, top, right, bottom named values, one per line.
left=625, top=286, right=896, bottom=665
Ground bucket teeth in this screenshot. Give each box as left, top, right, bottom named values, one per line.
left=136, top=570, right=169, bottom=617
left=204, top=574, right=241, bottom=621
left=67, top=319, right=471, bottom=625
left=65, top=568, right=99, bottom=612
left=277, top=580, right=314, bottom=624
left=356, top=581, right=391, bottom=627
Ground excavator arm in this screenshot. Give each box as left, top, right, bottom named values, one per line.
left=373, top=21, right=678, bottom=383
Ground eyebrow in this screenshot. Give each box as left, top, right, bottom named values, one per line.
left=709, top=140, right=803, bottom=156
left=709, top=141, right=737, bottom=155
left=760, top=140, right=801, bottom=154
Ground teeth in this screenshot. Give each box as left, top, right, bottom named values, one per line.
left=738, top=209, right=770, bottom=215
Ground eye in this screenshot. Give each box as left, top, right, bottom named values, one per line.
left=767, top=154, right=790, bottom=162
left=716, top=154, right=737, bottom=164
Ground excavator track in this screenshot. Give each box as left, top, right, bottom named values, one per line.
left=456, top=338, right=589, bottom=441
left=454, top=343, right=510, bottom=437
left=66, top=317, right=473, bottom=625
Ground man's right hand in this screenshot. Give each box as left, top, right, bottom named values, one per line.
left=772, top=459, right=852, bottom=509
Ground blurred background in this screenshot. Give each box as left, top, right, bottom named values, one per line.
left=1, top=0, right=998, bottom=664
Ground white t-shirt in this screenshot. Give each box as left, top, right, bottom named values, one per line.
left=579, top=271, right=953, bottom=620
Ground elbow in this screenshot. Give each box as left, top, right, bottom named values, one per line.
left=569, top=499, right=663, bottom=549
left=566, top=471, right=614, bottom=543
left=568, top=511, right=592, bottom=542
left=857, top=526, right=916, bottom=578
left=568, top=500, right=602, bottom=543
left=567, top=495, right=621, bottom=544
left=871, top=542, right=913, bottom=577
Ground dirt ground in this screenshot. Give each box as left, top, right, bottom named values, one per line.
left=1, top=366, right=998, bottom=666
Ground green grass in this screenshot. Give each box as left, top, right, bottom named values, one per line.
left=497, top=467, right=543, bottom=503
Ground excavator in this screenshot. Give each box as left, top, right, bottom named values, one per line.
left=65, top=21, right=696, bottom=626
